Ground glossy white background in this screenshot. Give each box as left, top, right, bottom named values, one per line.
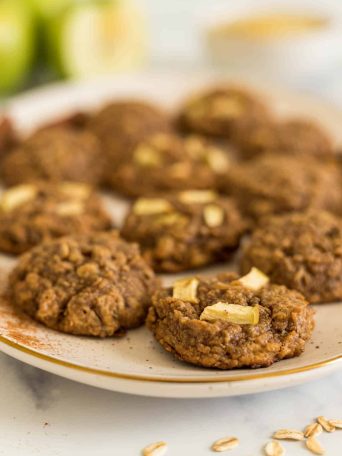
left=1, top=0, right=342, bottom=454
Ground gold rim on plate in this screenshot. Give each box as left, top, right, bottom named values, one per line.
left=0, top=334, right=341, bottom=384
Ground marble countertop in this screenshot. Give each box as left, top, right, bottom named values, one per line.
left=0, top=352, right=341, bottom=456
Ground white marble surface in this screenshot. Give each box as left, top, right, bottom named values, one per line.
left=0, top=352, right=341, bottom=455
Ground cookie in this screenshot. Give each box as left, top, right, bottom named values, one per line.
left=9, top=231, right=159, bottom=336
left=241, top=210, right=342, bottom=303
left=147, top=269, right=314, bottom=369
left=38, top=111, right=90, bottom=132
left=121, top=190, right=246, bottom=272
left=0, top=182, right=112, bottom=255
left=110, top=133, right=232, bottom=197
left=1, top=127, right=103, bottom=187
left=0, top=116, right=18, bottom=157
left=233, top=118, right=333, bottom=160
left=223, top=154, right=341, bottom=221
left=89, top=100, right=171, bottom=174
left=178, top=86, right=270, bottom=138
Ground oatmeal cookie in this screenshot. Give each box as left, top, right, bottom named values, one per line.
left=89, top=100, right=171, bottom=174
left=233, top=118, right=333, bottom=160
left=147, top=270, right=314, bottom=369
left=9, top=231, right=159, bottom=336
left=38, top=111, right=90, bottom=132
left=223, top=154, right=341, bottom=221
left=110, top=133, right=232, bottom=197
left=121, top=190, right=246, bottom=272
left=1, top=127, right=103, bottom=186
left=0, top=182, right=112, bottom=255
left=178, top=86, right=271, bottom=138
left=241, top=210, right=342, bottom=303
left=0, top=116, right=18, bottom=158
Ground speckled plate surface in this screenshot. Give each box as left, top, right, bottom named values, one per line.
left=0, top=72, right=341, bottom=398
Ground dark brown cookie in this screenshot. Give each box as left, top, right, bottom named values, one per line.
left=241, top=210, right=342, bottom=303
left=177, top=86, right=271, bottom=138
left=9, top=231, right=159, bottom=336
left=0, top=116, right=19, bottom=158
left=233, top=118, right=333, bottom=160
left=1, top=127, right=104, bottom=186
left=147, top=271, right=314, bottom=369
left=38, top=111, right=91, bottom=132
left=121, top=191, right=246, bottom=272
left=110, top=133, right=232, bottom=197
left=0, top=182, right=112, bottom=255
left=222, top=154, right=342, bottom=221
left=89, top=100, right=171, bottom=177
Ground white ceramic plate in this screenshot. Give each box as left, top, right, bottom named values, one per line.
left=0, top=71, right=342, bottom=398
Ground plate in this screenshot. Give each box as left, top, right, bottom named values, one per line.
left=0, top=71, right=342, bottom=398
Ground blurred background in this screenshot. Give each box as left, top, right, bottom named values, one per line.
left=1, top=0, right=342, bottom=101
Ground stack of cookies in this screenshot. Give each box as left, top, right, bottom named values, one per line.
left=1, top=83, right=341, bottom=370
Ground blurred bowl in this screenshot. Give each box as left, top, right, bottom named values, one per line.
left=201, top=0, right=342, bottom=84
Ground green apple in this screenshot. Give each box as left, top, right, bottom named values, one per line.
left=27, top=0, right=72, bottom=20
left=46, top=0, right=147, bottom=79
left=0, top=0, right=35, bottom=93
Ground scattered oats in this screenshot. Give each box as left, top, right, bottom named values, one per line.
left=200, top=302, right=259, bottom=325
left=304, top=423, right=322, bottom=438
left=173, top=277, right=199, bottom=303
left=306, top=437, right=325, bottom=455
left=329, top=419, right=342, bottom=429
left=211, top=436, right=239, bottom=452
left=317, top=416, right=335, bottom=433
left=236, top=267, right=269, bottom=291
left=203, top=204, right=224, bottom=227
left=142, top=441, right=168, bottom=456
left=264, top=440, right=285, bottom=456
left=272, top=429, right=304, bottom=441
